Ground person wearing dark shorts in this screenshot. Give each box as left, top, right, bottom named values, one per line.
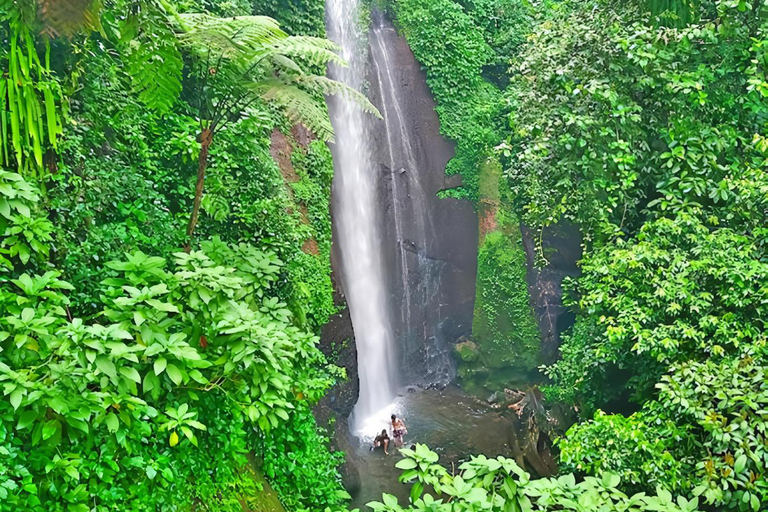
left=371, top=429, right=390, bottom=454
left=390, top=414, right=407, bottom=448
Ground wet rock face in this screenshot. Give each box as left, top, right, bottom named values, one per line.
left=317, top=271, right=358, bottom=420
left=521, top=222, right=582, bottom=363
left=366, top=13, right=478, bottom=386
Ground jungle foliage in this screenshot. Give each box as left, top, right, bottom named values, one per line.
left=389, top=0, right=768, bottom=510
left=4, top=0, right=768, bottom=510
left=365, top=444, right=701, bottom=512
left=0, top=0, right=354, bottom=510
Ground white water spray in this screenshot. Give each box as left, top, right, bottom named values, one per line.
left=326, top=0, right=398, bottom=433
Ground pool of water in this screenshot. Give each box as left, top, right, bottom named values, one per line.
left=346, top=386, right=523, bottom=509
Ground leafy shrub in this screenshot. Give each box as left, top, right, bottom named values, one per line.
left=558, top=410, right=691, bottom=493
left=261, top=407, right=349, bottom=510
left=0, top=172, right=341, bottom=510
left=546, top=212, right=768, bottom=407
left=365, top=444, right=701, bottom=511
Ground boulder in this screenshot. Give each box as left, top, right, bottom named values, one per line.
left=454, top=340, right=480, bottom=363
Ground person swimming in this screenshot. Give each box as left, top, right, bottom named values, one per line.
left=390, top=414, right=407, bottom=447
left=371, top=429, right=390, bottom=454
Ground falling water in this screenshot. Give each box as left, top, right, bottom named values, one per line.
left=369, top=13, right=454, bottom=384
left=326, top=0, right=398, bottom=432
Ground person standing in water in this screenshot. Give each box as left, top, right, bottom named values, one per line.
left=390, top=414, right=407, bottom=447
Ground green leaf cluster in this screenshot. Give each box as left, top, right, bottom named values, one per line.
left=0, top=171, right=341, bottom=510
left=365, top=444, right=701, bottom=511
left=497, top=1, right=768, bottom=510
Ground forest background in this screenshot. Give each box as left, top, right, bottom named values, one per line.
left=1, top=0, right=766, bottom=511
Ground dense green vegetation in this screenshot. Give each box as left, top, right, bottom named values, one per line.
left=367, top=444, right=700, bottom=512
left=3, top=0, right=767, bottom=511
left=389, top=0, right=768, bottom=510
left=0, top=0, right=355, bottom=510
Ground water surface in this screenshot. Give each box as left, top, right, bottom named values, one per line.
left=347, top=386, right=517, bottom=509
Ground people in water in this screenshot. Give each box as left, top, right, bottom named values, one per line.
left=390, top=414, right=407, bottom=448
left=370, top=429, right=390, bottom=454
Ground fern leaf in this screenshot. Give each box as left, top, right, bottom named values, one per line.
left=179, top=14, right=285, bottom=60
left=294, top=75, right=381, bottom=118
left=273, top=36, right=345, bottom=68
left=257, top=81, right=335, bottom=142
left=124, top=5, right=183, bottom=113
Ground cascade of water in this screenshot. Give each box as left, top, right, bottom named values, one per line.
left=326, top=0, right=398, bottom=432
left=369, top=14, right=453, bottom=384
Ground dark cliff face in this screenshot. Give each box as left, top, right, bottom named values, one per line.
left=365, top=13, right=479, bottom=387
left=521, top=222, right=582, bottom=364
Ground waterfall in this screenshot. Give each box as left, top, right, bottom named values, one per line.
left=368, top=14, right=451, bottom=384
left=326, top=0, right=398, bottom=432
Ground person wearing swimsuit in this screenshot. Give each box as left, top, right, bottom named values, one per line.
left=390, top=414, right=407, bottom=448
left=371, top=429, right=390, bottom=454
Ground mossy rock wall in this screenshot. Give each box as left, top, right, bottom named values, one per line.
left=458, top=157, right=541, bottom=394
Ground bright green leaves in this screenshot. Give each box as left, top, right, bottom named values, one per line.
left=0, top=11, right=65, bottom=176
left=369, top=444, right=699, bottom=511
left=658, top=354, right=768, bottom=510
left=548, top=213, right=768, bottom=405
left=160, top=403, right=207, bottom=447
left=551, top=213, right=768, bottom=508
left=119, top=1, right=183, bottom=114
left=105, top=413, right=119, bottom=433
left=170, top=8, right=377, bottom=145
left=260, top=406, right=347, bottom=510
left=153, top=357, right=167, bottom=376
left=165, top=364, right=183, bottom=386
left=0, top=169, right=53, bottom=269
left=0, top=174, right=338, bottom=510
left=95, top=355, right=117, bottom=379
left=8, top=387, right=23, bottom=410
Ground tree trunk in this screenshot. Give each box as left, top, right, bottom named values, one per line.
left=186, top=127, right=213, bottom=246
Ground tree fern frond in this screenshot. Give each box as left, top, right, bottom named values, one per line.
left=178, top=14, right=285, bottom=59
left=295, top=75, right=381, bottom=118
left=271, top=54, right=304, bottom=75
left=127, top=38, right=183, bottom=113
left=167, top=6, right=377, bottom=142
left=124, top=3, right=182, bottom=113
left=273, top=36, right=345, bottom=68
left=257, top=81, right=335, bottom=142
left=283, top=35, right=340, bottom=52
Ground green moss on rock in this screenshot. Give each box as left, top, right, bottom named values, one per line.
left=454, top=339, right=481, bottom=362
left=457, top=155, right=541, bottom=394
